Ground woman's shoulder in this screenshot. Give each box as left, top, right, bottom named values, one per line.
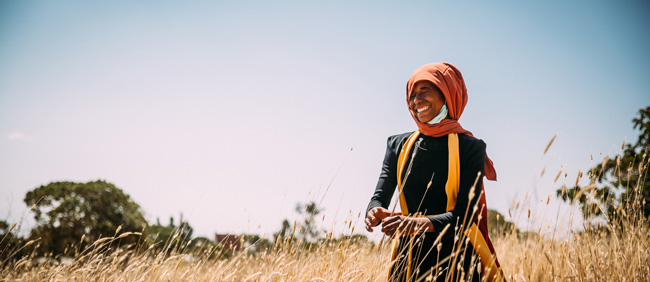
left=458, top=133, right=487, bottom=157
left=387, top=131, right=415, bottom=142
left=385, top=132, right=487, bottom=153
left=385, top=131, right=416, bottom=152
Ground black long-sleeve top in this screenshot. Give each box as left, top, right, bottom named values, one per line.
left=367, top=132, right=487, bottom=237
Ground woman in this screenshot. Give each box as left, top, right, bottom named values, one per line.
left=365, top=63, right=504, bottom=282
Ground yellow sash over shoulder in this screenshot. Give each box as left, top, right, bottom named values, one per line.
left=389, top=131, right=505, bottom=282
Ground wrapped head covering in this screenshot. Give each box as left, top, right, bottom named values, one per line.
left=406, top=62, right=497, bottom=181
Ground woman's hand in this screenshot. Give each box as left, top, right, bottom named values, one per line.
left=380, top=216, right=433, bottom=236
left=365, top=207, right=399, bottom=232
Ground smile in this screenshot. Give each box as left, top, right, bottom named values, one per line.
left=416, top=105, right=430, bottom=113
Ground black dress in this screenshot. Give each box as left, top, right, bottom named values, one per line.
left=367, top=132, right=487, bottom=282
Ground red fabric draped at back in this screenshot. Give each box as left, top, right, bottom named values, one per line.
left=406, top=62, right=497, bottom=181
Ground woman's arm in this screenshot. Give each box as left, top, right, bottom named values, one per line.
left=365, top=135, right=401, bottom=231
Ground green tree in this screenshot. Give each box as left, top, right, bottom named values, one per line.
left=1, top=220, right=19, bottom=261
left=0, top=219, right=29, bottom=262
left=486, top=209, right=517, bottom=238
left=273, top=219, right=293, bottom=243
left=147, top=215, right=193, bottom=252
left=24, top=180, right=147, bottom=255
left=557, top=106, right=650, bottom=222
left=0, top=220, right=10, bottom=236
left=295, top=201, right=322, bottom=241
left=273, top=201, right=324, bottom=246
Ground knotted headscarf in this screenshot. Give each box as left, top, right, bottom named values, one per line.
left=406, top=62, right=497, bottom=181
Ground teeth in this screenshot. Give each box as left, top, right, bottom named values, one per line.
left=417, top=106, right=430, bottom=113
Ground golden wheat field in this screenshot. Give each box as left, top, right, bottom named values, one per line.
left=1, top=201, right=649, bottom=282
left=2, top=143, right=649, bottom=282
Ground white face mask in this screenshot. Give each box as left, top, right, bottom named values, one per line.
left=426, top=103, right=448, bottom=125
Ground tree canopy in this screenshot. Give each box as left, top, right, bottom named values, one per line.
left=24, top=180, right=147, bottom=254
left=273, top=201, right=324, bottom=246
left=295, top=201, right=322, bottom=241
left=557, top=106, right=650, bottom=223
left=147, top=215, right=193, bottom=253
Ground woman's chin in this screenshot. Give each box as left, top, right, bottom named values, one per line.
left=417, top=116, right=434, bottom=123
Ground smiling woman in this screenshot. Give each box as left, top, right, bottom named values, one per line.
left=408, top=81, right=446, bottom=124
left=364, top=63, right=505, bottom=282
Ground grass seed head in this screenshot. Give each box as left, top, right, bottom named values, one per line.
left=553, top=170, right=562, bottom=184
left=543, top=134, right=557, bottom=156
left=93, top=237, right=112, bottom=246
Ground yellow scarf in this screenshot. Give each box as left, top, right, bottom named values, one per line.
left=390, top=131, right=504, bottom=282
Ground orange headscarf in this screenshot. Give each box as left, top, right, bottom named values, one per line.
left=406, top=62, right=497, bottom=181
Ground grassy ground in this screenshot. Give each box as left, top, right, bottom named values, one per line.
left=2, top=141, right=649, bottom=281
left=1, top=207, right=648, bottom=282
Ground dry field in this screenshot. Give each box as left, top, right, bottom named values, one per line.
left=2, top=142, right=649, bottom=281
left=1, top=200, right=648, bottom=282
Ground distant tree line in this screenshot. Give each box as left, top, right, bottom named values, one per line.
left=0, top=180, right=224, bottom=262
left=0, top=182, right=367, bottom=263
left=2, top=178, right=539, bottom=263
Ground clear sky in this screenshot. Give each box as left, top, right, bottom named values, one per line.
left=1, top=1, right=649, bottom=239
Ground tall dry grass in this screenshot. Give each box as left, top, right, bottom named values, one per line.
left=1, top=143, right=649, bottom=281
left=2, top=208, right=648, bottom=282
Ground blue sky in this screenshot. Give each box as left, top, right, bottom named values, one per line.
left=1, top=1, right=649, bottom=239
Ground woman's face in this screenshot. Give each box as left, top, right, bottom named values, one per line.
left=409, top=81, right=446, bottom=123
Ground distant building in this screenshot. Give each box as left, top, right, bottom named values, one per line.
left=215, top=234, right=242, bottom=252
